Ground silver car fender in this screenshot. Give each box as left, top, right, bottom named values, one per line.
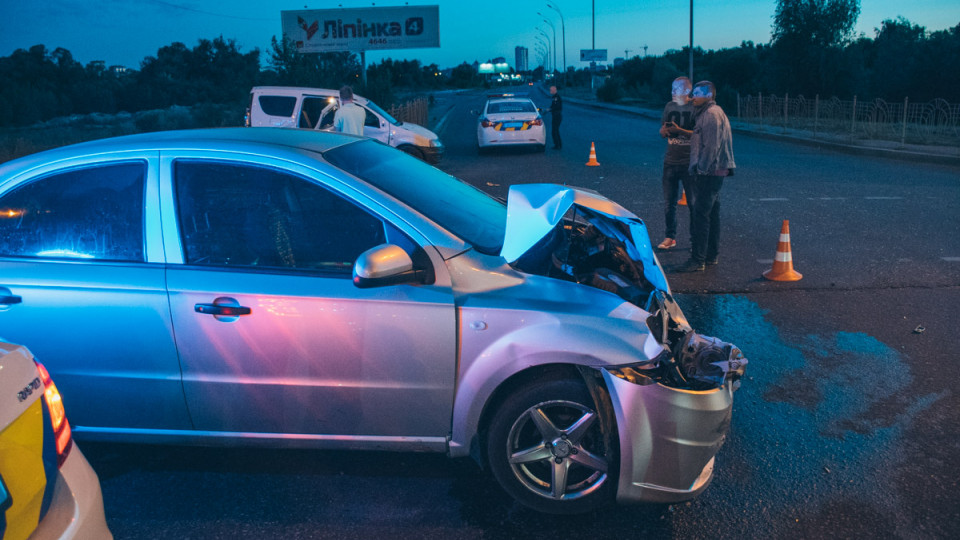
left=445, top=256, right=656, bottom=458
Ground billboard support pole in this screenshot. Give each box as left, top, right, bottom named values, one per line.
left=360, top=50, right=366, bottom=86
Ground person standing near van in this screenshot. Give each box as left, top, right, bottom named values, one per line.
left=334, top=85, right=366, bottom=136
left=657, top=77, right=695, bottom=251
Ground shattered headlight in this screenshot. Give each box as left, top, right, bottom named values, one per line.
left=676, top=333, right=747, bottom=388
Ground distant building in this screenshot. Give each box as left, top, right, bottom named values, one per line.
left=109, top=65, right=128, bottom=75
left=515, top=46, right=528, bottom=72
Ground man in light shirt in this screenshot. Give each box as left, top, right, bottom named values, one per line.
left=333, top=85, right=366, bottom=136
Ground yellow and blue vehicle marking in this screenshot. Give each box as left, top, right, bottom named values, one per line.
left=0, top=396, right=59, bottom=540
left=493, top=121, right=531, bottom=132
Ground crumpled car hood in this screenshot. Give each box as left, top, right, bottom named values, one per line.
left=496, top=183, right=746, bottom=390
left=499, top=183, right=669, bottom=294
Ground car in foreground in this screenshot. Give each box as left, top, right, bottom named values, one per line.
left=246, top=86, right=444, bottom=163
left=0, top=341, right=111, bottom=539
left=0, top=128, right=746, bottom=514
left=475, top=93, right=546, bottom=152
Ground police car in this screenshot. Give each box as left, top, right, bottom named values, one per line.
left=0, top=340, right=111, bottom=540
left=475, top=93, right=546, bottom=152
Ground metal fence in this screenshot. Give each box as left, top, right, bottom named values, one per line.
left=387, top=98, right=429, bottom=127
left=736, top=93, right=960, bottom=146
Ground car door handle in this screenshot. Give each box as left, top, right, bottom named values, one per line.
left=0, top=295, right=22, bottom=305
left=194, top=303, right=251, bottom=316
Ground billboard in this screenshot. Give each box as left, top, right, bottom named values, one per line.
left=282, top=6, right=440, bottom=53
left=580, top=49, right=608, bottom=62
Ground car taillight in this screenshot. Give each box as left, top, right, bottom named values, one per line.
left=35, top=361, right=72, bottom=467
left=480, top=118, right=495, bottom=128
left=530, top=117, right=543, bottom=126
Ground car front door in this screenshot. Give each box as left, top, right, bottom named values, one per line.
left=0, top=158, right=190, bottom=432
left=160, top=154, right=456, bottom=443
left=361, top=107, right=391, bottom=144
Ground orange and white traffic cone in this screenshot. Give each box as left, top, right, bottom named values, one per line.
left=678, top=191, right=688, bottom=206
left=763, top=220, right=803, bottom=281
left=585, top=142, right=601, bottom=166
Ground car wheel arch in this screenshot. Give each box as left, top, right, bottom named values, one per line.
left=468, top=363, right=618, bottom=471
left=478, top=364, right=621, bottom=512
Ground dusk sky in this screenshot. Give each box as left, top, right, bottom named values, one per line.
left=3, top=0, right=959, bottom=70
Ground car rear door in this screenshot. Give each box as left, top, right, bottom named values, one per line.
left=0, top=156, right=191, bottom=433
left=159, top=153, right=456, bottom=444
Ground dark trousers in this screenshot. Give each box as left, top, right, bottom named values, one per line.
left=690, top=174, right=724, bottom=263
left=662, top=163, right=691, bottom=240
left=551, top=115, right=562, bottom=148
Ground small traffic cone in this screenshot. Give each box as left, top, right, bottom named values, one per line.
left=678, top=191, right=688, bottom=206
left=585, top=142, right=601, bottom=166
left=763, top=220, right=803, bottom=281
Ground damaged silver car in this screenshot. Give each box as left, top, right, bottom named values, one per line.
left=0, top=128, right=745, bottom=514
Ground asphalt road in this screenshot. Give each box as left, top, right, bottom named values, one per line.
left=83, top=88, right=960, bottom=539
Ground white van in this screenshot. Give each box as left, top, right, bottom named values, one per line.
left=246, top=86, right=444, bottom=164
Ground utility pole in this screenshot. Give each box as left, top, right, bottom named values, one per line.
left=689, top=0, right=694, bottom=81
left=546, top=3, right=566, bottom=86
left=624, top=49, right=631, bottom=59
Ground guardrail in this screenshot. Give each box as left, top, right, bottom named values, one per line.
left=388, top=98, right=429, bottom=127
left=736, top=94, right=960, bottom=146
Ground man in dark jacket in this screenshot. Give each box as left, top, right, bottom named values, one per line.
left=546, top=85, right=563, bottom=149
left=678, top=80, right=736, bottom=272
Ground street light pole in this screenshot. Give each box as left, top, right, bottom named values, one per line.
left=546, top=3, right=566, bottom=86
left=689, top=0, right=694, bottom=81
left=535, top=31, right=551, bottom=72
left=540, top=17, right=557, bottom=81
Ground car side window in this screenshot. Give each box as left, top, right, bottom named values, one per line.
left=258, top=95, right=297, bottom=117
left=0, top=162, right=145, bottom=261
left=300, top=97, right=331, bottom=129
left=174, top=161, right=387, bottom=274
left=364, top=108, right=381, bottom=128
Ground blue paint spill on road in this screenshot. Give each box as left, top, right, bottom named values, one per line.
left=677, top=295, right=945, bottom=535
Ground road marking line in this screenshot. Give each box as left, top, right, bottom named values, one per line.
left=865, top=196, right=903, bottom=200
left=433, top=106, right=457, bottom=135
left=807, top=197, right=847, bottom=200
left=943, top=257, right=960, bottom=262
left=754, top=198, right=789, bottom=201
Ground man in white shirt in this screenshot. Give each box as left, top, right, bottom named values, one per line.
left=333, top=85, right=366, bottom=136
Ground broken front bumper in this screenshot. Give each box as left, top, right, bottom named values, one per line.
left=601, top=369, right=735, bottom=504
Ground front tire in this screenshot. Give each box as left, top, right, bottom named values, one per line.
left=486, top=377, right=618, bottom=514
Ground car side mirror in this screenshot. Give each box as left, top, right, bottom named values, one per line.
left=353, top=244, right=426, bottom=288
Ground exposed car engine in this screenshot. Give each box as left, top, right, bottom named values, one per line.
left=515, top=208, right=747, bottom=390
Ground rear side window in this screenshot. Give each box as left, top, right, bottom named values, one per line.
left=258, top=95, right=297, bottom=117
left=175, top=161, right=387, bottom=274
left=0, top=162, right=146, bottom=261
left=487, top=101, right=536, bottom=114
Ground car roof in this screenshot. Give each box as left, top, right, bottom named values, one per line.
left=0, top=128, right=360, bottom=178
left=251, top=86, right=370, bottom=105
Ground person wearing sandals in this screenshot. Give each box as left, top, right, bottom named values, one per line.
left=657, top=77, right=695, bottom=251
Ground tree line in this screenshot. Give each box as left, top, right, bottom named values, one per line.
left=1, top=0, right=956, bottom=129
left=0, top=34, right=488, bottom=128
left=600, top=2, right=959, bottom=109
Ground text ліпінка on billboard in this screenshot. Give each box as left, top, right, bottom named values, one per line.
left=281, top=6, right=440, bottom=53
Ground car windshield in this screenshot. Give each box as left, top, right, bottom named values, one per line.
left=487, top=101, right=536, bottom=114
left=323, top=140, right=506, bottom=254
left=362, top=99, right=401, bottom=126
